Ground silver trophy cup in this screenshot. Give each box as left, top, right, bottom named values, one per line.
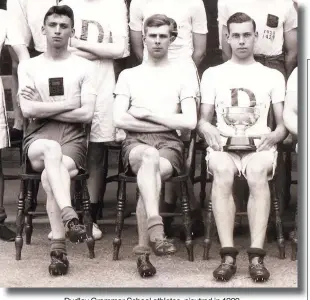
left=221, top=106, right=260, bottom=151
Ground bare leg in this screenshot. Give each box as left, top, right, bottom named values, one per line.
left=208, top=152, right=237, bottom=248
left=42, top=170, right=65, bottom=240
left=28, top=139, right=77, bottom=210
left=129, top=145, right=176, bottom=255
left=245, top=151, right=274, bottom=282
left=246, top=152, right=273, bottom=250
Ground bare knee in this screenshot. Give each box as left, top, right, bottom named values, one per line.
left=246, top=162, right=269, bottom=186
left=141, top=148, right=160, bottom=167
left=43, top=141, right=62, bottom=160
left=209, top=158, right=235, bottom=186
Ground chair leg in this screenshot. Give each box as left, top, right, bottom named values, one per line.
left=98, top=147, right=109, bottom=220
left=291, top=204, right=298, bottom=261
left=270, top=180, right=285, bottom=259
left=113, top=180, right=126, bottom=261
left=15, top=180, right=26, bottom=260
left=80, top=180, right=95, bottom=259
left=203, top=198, right=213, bottom=260
left=200, top=150, right=207, bottom=209
left=180, top=181, right=194, bottom=262
left=284, top=151, right=292, bottom=209
left=25, top=180, right=35, bottom=245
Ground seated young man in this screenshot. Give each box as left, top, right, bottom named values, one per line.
left=113, top=14, right=197, bottom=276
left=18, top=5, right=96, bottom=276
left=198, top=12, right=287, bottom=282
left=283, top=67, right=298, bottom=148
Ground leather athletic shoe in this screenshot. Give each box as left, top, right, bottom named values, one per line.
left=247, top=248, right=270, bottom=282
left=213, top=247, right=239, bottom=282
left=213, top=262, right=237, bottom=282
left=65, top=218, right=87, bottom=243
left=48, top=251, right=69, bottom=276
left=137, top=254, right=156, bottom=278
left=150, top=237, right=177, bottom=256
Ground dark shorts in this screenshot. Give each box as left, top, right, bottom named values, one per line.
left=122, top=131, right=184, bottom=175
left=23, top=120, right=87, bottom=171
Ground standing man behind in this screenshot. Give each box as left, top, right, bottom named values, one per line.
left=219, top=0, right=298, bottom=78
left=18, top=5, right=96, bottom=276
left=198, top=12, right=287, bottom=282
left=114, top=14, right=197, bottom=277
left=60, top=0, right=129, bottom=240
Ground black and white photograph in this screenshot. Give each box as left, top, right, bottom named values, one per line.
left=0, top=0, right=301, bottom=295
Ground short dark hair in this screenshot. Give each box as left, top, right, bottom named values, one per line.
left=43, top=5, right=74, bottom=27
left=144, top=14, right=178, bottom=38
left=227, top=12, right=256, bottom=33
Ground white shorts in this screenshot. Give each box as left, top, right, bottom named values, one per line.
left=0, top=79, right=9, bottom=149
left=205, top=147, right=278, bottom=180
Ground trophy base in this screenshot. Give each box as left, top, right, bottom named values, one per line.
left=223, top=136, right=257, bottom=152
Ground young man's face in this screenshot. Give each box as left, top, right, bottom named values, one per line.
left=144, top=25, right=171, bottom=59
left=42, top=14, right=74, bottom=49
left=227, top=21, right=257, bottom=59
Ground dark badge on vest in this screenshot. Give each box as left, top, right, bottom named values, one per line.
left=49, top=77, right=64, bottom=96
left=266, top=14, right=279, bottom=28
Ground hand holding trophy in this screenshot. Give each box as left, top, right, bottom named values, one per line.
left=221, top=106, right=260, bottom=151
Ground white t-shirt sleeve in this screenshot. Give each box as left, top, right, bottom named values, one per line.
left=284, top=3, right=298, bottom=32
left=129, top=0, right=143, bottom=32
left=270, top=69, right=286, bottom=104
left=191, top=0, right=208, bottom=34
left=114, top=70, right=131, bottom=98
left=110, top=0, right=130, bottom=57
left=81, top=62, right=97, bottom=96
left=218, top=1, right=229, bottom=27
left=200, top=68, right=216, bottom=105
left=179, top=73, right=198, bottom=102
left=17, top=60, right=35, bottom=94
left=286, top=68, right=297, bottom=93
left=6, top=0, right=32, bottom=46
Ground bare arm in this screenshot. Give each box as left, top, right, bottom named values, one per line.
left=130, top=30, right=143, bottom=63
left=197, top=103, right=222, bottom=150
left=52, top=94, right=96, bottom=123
left=221, top=25, right=231, bottom=62
left=11, top=44, right=30, bottom=61
left=283, top=90, right=298, bottom=135
left=272, top=102, right=288, bottom=142
left=284, top=28, right=298, bottom=78
left=113, top=95, right=171, bottom=132
left=19, top=96, right=74, bottom=119
left=68, top=47, right=99, bottom=61
left=192, top=33, right=207, bottom=68
left=71, top=37, right=125, bottom=60
left=143, top=98, right=197, bottom=130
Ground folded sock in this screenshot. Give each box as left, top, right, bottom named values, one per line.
left=60, top=206, right=78, bottom=225
left=147, top=215, right=164, bottom=242
left=51, top=238, right=66, bottom=254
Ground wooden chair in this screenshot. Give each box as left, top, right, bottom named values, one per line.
left=15, top=121, right=95, bottom=260
left=112, top=130, right=197, bottom=262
